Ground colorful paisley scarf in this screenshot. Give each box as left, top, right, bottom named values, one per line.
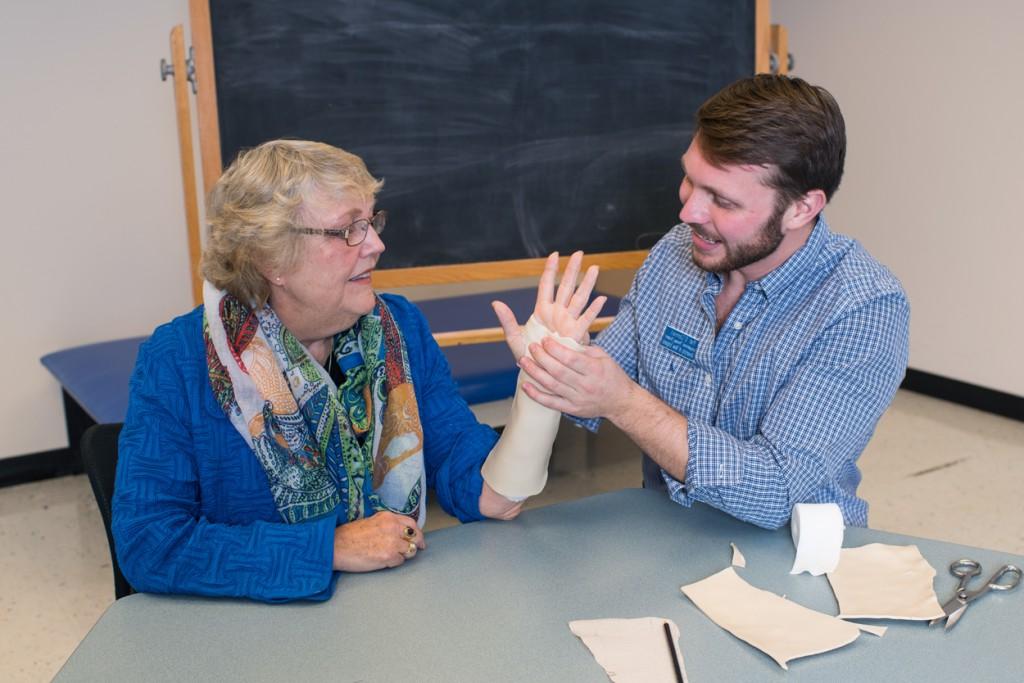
left=202, top=281, right=425, bottom=526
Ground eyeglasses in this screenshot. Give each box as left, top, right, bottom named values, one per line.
left=291, top=210, right=387, bottom=247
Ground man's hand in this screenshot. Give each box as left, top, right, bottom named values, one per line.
left=332, top=511, right=426, bottom=572
left=478, top=480, right=524, bottom=520
left=519, top=335, right=692, bottom=481
left=517, top=335, right=638, bottom=420
left=492, top=251, right=607, bottom=361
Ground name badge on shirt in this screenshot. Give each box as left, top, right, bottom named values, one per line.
left=660, top=326, right=698, bottom=361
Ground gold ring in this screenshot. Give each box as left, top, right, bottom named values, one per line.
left=404, top=541, right=417, bottom=558
left=403, top=526, right=416, bottom=539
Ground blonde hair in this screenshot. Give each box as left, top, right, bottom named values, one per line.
left=201, top=139, right=383, bottom=306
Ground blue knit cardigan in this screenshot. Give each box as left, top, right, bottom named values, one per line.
left=112, top=294, right=499, bottom=602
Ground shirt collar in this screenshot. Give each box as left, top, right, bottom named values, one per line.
left=756, top=215, right=829, bottom=300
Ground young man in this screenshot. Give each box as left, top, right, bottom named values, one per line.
left=506, top=75, right=909, bottom=529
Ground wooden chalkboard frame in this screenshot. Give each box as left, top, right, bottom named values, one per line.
left=183, top=0, right=771, bottom=290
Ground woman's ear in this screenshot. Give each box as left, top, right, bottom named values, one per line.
left=258, top=264, right=285, bottom=287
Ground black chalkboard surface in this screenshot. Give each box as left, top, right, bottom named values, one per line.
left=209, top=1, right=755, bottom=269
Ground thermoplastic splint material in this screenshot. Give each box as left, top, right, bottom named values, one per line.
left=730, top=542, right=746, bottom=568
left=851, top=622, right=888, bottom=637
left=790, top=503, right=845, bottom=575
left=569, top=617, right=687, bottom=683
left=827, top=544, right=945, bottom=620
left=481, top=317, right=583, bottom=499
left=681, top=567, right=862, bottom=669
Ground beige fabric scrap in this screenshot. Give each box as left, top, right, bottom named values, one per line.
left=569, top=617, right=687, bottom=683
left=848, top=621, right=888, bottom=637
left=730, top=542, right=747, bottom=568
left=681, top=567, right=862, bottom=670
left=827, top=543, right=945, bottom=620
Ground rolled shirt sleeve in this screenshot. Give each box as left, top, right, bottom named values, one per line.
left=662, top=291, right=910, bottom=529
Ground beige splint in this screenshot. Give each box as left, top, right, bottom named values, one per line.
left=481, top=317, right=583, bottom=499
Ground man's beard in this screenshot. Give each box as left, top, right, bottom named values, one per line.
left=691, top=201, right=787, bottom=274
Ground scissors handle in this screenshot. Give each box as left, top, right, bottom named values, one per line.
left=961, top=564, right=1022, bottom=602
left=949, top=558, right=981, bottom=593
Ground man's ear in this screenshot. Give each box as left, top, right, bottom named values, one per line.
left=783, top=189, right=827, bottom=232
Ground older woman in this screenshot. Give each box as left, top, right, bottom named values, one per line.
left=112, top=140, right=603, bottom=602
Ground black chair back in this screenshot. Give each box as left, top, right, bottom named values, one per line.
left=80, top=423, right=134, bottom=599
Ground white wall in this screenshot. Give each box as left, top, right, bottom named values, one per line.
left=0, top=1, right=193, bottom=458
left=3, top=1, right=1020, bottom=460
left=775, top=0, right=1024, bottom=396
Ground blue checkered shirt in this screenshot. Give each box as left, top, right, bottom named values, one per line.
left=576, top=217, right=909, bottom=529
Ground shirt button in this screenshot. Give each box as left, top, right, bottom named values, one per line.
left=704, top=373, right=713, bottom=386
left=733, top=321, right=743, bottom=330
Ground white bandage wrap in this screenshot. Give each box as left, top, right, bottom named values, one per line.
left=789, top=503, right=845, bottom=576
left=481, top=316, right=583, bottom=500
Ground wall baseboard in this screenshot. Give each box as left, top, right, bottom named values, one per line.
left=901, top=369, right=1023, bottom=422
left=2, top=367, right=1020, bottom=490
left=0, top=448, right=77, bottom=489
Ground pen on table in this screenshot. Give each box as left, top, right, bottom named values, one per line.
left=663, top=621, right=684, bottom=683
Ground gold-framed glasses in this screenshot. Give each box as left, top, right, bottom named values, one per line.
left=291, top=210, right=387, bottom=246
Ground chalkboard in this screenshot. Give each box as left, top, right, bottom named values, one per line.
left=209, top=1, right=755, bottom=269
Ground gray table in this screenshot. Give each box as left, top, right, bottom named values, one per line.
left=57, top=489, right=1023, bottom=681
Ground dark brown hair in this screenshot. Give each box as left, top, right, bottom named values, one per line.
left=695, top=74, right=846, bottom=204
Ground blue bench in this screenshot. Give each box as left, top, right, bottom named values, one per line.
left=41, top=336, right=148, bottom=425
left=41, top=288, right=619, bottom=463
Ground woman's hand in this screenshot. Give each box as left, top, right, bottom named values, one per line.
left=478, top=480, right=524, bottom=520
left=332, top=511, right=426, bottom=572
left=492, top=251, right=607, bottom=361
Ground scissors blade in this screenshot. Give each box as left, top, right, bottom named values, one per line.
left=939, top=594, right=966, bottom=617
left=929, top=597, right=962, bottom=627
left=944, top=604, right=968, bottom=631
left=929, top=598, right=961, bottom=627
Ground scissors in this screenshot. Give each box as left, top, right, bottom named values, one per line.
left=929, top=558, right=1021, bottom=630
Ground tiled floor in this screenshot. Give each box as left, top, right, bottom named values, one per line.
left=1, top=390, right=1022, bottom=681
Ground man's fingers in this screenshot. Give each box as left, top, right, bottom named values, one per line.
left=517, top=355, right=564, bottom=394
left=521, top=381, right=578, bottom=413
left=535, top=336, right=591, bottom=375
